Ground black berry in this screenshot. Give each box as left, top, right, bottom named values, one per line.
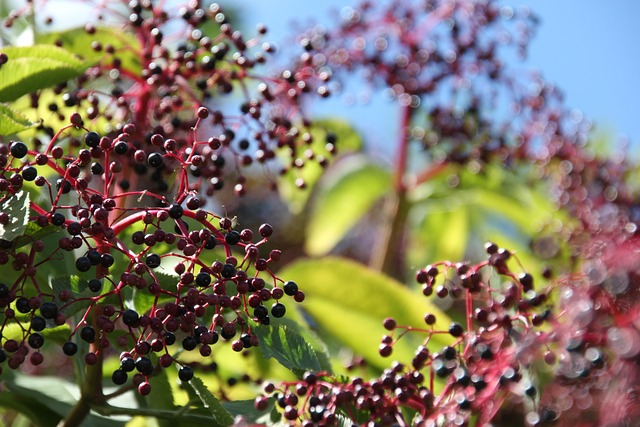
left=168, top=204, right=183, bottom=219
left=112, top=369, right=128, bottom=385
left=178, top=365, right=194, bottom=382
left=84, top=132, right=100, bottom=147
left=62, top=341, right=78, bottom=356
left=283, top=281, right=298, bottom=296
left=40, top=302, right=58, bottom=319
left=10, top=141, right=28, bottom=158
left=80, top=325, right=96, bottom=343
left=75, top=256, right=92, bottom=272
left=146, top=253, right=161, bottom=268
left=28, top=333, right=45, bottom=349
left=122, top=309, right=140, bottom=327
left=271, top=302, right=286, bottom=318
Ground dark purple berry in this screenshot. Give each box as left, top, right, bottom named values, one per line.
left=10, top=141, right=28, bottom=158
left=271, top=302, right=286, bottom=318
left=80, top=326, right=96, bottom=343
left=62, top=341, right=78, bottom=356
left=283, top=281, right=298, bottom=296
left=40, top=302, right=58, bottom=319
left=178, top=365, right=194, bottom=382
left=112, top=369, right=128, bottom=385
left=75, top=256, right=92, bottom=272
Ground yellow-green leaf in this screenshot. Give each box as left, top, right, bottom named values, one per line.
left=36, top=26, right=142, bottom=74
left=0, top=190, right=30, bottom=241
left=279, top=119, right=363, bottom=213
left=305, top=156, right=391, bottom=255
left=0, top=103, right=36, bottom=135
left=278, top=257, right=453, bottom=370
left=0, top=45, right=88, bottom=102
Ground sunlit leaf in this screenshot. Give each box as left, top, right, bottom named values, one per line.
left=36, top=26, right=142, bottom=74
left=0, top=191, right=30, bottom=241
left=0, top=45, right=88, bottom=102
left=410, top=199, right=469, bottom=263
left=1, top=370, right=124, bottom=427
left=279, top=119, right=363, bottom=213
left=278, top=257, right=454, bottom=370
left=253, top=318, right=332, bottom=376
left=0, top=103, right=36, bottom=135
left=305, top=155, right=391, bottom=255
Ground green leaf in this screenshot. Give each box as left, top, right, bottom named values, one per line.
left=186, top=377, right=234, bottom=426
left=277, top=257, right=454, bottom=370
left=14, top=223, right=59, bottom=250
left=279, top=119, right=363, bottom=213
left=36, top=26, right=142, bottom=74
left=409, top=200, right=469, bottom=263
left=306, top=156, right=391, bottom=255
left=0, top=103, right=36, bottom=135
left=0, top=191, right=30, bottom=241
left=1, top=370, right=124, bottom=427
left=0, top=45, right=88, bottom=102
left=50, top=275, right=93, bottom=317
left=253, top=318, right=332, bottom=376
left=0, top=392, right=62, bottom=427
left=221, top=399, right=274, bottom=424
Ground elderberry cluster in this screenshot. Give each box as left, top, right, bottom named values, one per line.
left=5, top=1, right=338, bottom=197
left=286, top=0, right=574, bottom=168
left=259, top=243, right=562, bottom=425
left=0, top=108, right=305, bottom=394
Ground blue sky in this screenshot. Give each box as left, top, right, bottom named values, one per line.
left=233, top=0, right=640, bottom=153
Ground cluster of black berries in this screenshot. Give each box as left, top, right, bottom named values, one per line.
left=0, top=111, right=304, bottom=394
left=258, top=243, right=576, bottom=425
left=10, top=1, right=339, bottom=198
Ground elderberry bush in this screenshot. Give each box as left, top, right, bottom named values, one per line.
left=2, top=0, right=640, bottom=426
